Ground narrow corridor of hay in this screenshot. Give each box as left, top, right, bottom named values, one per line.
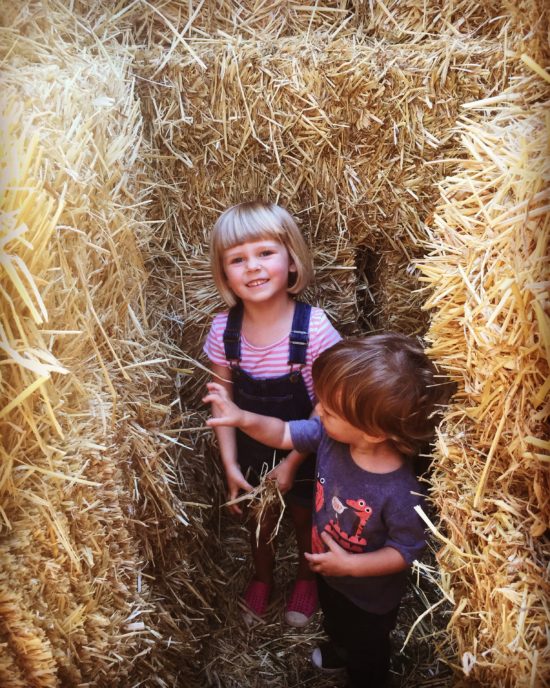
left=0, top=1, right=547, bottom=686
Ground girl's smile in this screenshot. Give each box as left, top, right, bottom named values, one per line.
left=247, top=278, right=268, bottom=288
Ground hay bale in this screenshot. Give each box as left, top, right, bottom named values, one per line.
left=116, top=3, right=547, bottom=686
left=128, top=4, right=547, bottom=683
left=124, top=6, right=528, bottom=688
left=134, top=30, right=506, bottom=352
left=351, top=0, right=547, bottom=54
left=418, top=60, right=550, bottom=685
left=78, top=0, right=546, bottom=53
left=0, top=5, right=210, bottom=686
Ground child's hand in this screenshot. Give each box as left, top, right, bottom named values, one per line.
left=225, top=464, right=254, bottom=515
left=305, top=532, right=352, bottom=577
left=203, top=382, right=244, bottom=427
left=267, top=456, right=297, bottom=494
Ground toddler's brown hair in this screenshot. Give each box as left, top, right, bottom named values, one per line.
left=312, top=333, right=449, bottom=456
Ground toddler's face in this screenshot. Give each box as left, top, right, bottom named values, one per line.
left=315, top=397, right=386, bottom=446
left=222, top=239, right=295, bottom=303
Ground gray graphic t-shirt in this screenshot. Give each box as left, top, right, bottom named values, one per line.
left=289, top=416, right=426, bottom=614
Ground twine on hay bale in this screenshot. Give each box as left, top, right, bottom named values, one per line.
left=418, top=60, right=550, bottom=686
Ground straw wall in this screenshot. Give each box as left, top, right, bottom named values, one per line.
left=1, top=1, right=548, bottom=687
left=135, top=31, right=506, bottom=344
left=419, top=64, right=549, bottom=685
left=128, top=4, right=548, bottom=683
left=0, top=6, right=212, bottom=686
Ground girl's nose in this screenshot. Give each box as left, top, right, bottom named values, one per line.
left=246, top=255, right=260, bottom=270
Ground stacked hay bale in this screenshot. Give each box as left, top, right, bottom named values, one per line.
left=124, top=2, right=548, bottom=686
left=128, top=3, right=548, bottom=686
left=0, top=4, right=213, bottom=686
left=133, top=25, right=506, bottom=345
left=419, top=61, right=549, bottom=685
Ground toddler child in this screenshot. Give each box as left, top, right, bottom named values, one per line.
left=204, top=333, right=448, bottom=687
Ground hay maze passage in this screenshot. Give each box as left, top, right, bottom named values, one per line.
left=0, top=2, right=548, bottom=687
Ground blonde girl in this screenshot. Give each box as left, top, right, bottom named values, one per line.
left=203, top=201, right=341, bottom=625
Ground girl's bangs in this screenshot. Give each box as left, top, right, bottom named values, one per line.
left=218, top=208, right=286, bottom=250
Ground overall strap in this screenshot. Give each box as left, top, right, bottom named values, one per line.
left=223, top=301, right=244, bottom=362
left=288, top=302, right=312, bottom=366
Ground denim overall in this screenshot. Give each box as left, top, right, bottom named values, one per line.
left=223, top=300, right=315, bottom=505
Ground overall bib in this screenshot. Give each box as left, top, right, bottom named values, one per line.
left=223, top=300, right=315, bottom=505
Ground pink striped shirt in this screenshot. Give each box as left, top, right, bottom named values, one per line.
left=203, top=306, right=341, bottom=402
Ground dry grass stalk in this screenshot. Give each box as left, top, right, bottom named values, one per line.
left=225, top=463, right=286, bottom=544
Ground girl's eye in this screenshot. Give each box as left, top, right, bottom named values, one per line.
left=260, top=250, right=274, bottom=257
left=228, top=256, right=243, bottom=264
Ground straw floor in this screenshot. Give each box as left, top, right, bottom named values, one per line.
left=1, top=1, right=548, bottom=687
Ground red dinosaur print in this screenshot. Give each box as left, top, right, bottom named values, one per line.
left=325, top=497, right=373, bottom=553
left=345, top=499, right=373, bottom=541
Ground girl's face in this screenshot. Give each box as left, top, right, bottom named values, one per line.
left=222, top=239, right=296, bottom=304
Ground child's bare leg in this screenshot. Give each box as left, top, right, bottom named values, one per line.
left=247, top=503, right=280, bottom=585
left=285, top=501, right=317, bottom=627
left=288, top=502, right=314, bottom=580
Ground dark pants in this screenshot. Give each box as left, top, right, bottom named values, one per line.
left=317, top=575, right=399, bottom=688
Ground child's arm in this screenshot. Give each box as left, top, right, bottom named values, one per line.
left=204, top=381, right=294, bottom=450
left=267, top=405, right=319, bottom=493
left=305, top=532, right=409, bottom=577
left=209, top=365, right=253, bottom=514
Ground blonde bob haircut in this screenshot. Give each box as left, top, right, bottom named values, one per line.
left=313, top=334, right=450, bottom=457
left=210, top=201, right=314, bottom=306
